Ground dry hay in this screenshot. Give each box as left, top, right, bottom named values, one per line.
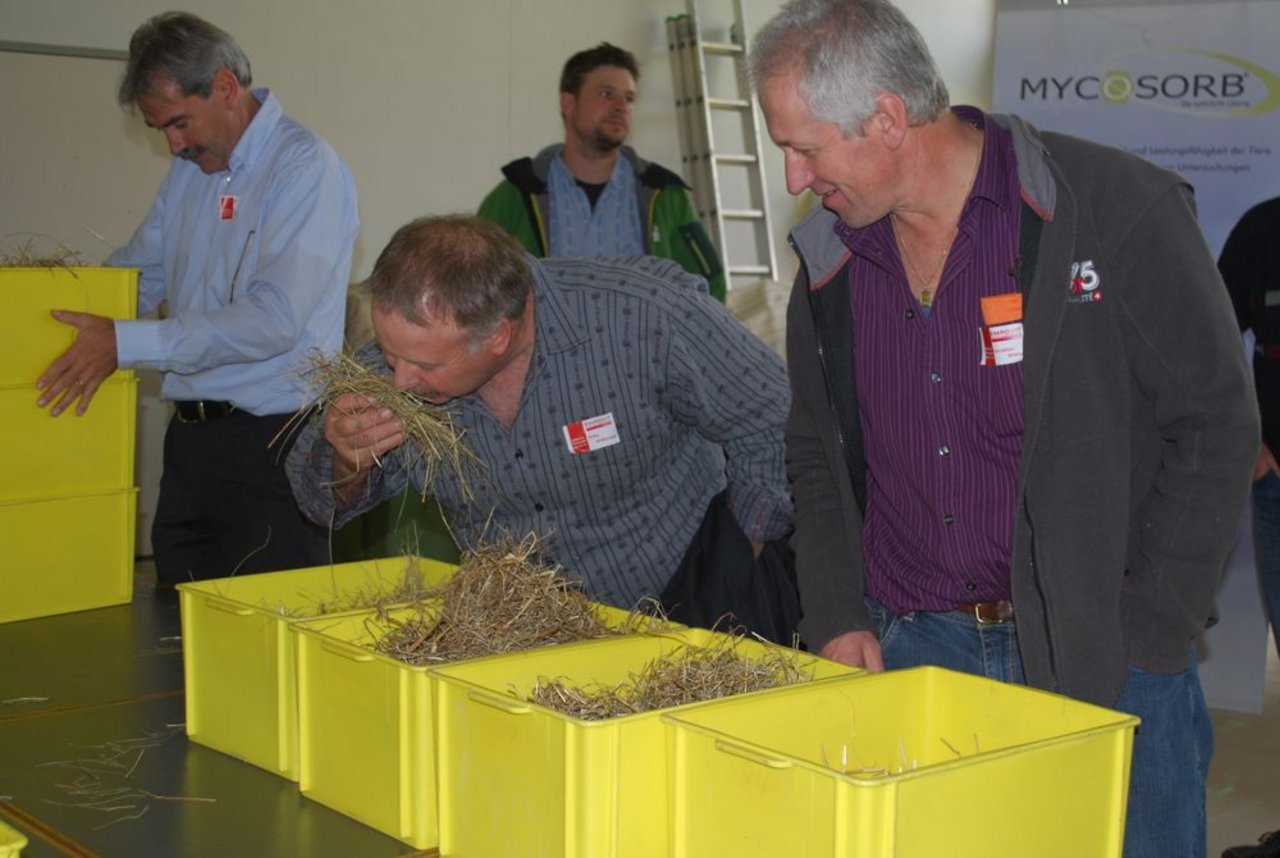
left=280, top=553, right=445, bottom=618
left=295, top=350, right=480, bottom=497
left=0, top=237, right=85, bottom=270
left=528, top=635, right=811, bottom=721
left=371, top=533, right=634, bottom=665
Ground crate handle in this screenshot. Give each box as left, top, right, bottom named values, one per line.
left=714, top=739, right=793, bottom=769
left=321, top=641, right=374, bottom=662
left=203, top=598, right=253, bottom=617
left=468, top=690, right=532, bottom=716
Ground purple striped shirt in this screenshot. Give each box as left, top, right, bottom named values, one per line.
left=835, top=107, right=1023, bottom=613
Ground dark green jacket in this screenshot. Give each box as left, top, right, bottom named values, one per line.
left=477, top=144, right=725, bottom=302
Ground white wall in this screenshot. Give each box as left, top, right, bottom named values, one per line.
left=0, top=0, right=997, bottom=551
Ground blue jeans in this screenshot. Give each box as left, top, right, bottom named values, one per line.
left=1252, top=472, right=1280, bottom=658
left=866, top=597, right=1212, bottom=858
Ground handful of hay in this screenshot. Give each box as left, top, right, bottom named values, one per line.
left=301, top=350, right=480, bottom=496
left=528, top=635, right=811, bottom=721
left=372, top=533, right=631, bottom=665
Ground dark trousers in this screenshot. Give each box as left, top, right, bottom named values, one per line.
left=659, top=490, right=802, bottom=645
left=152, top=412, right=328, bottom=585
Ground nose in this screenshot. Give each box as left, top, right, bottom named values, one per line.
left=390, top=361, right=420, bottom=390
left=784, top=150, right=813, bottom=196
left=163, top=127, right=185, bottom=158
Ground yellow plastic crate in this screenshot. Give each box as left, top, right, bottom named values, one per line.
left=432, top=630, right=861, bottom=858
left=292, top=601, right=666, bottom=849
left=0, top=818, right=28, bottom=857
left=177, top=556, right=455, bottom=781
left=0, top=267, right=137, bottom=387
left=663, top=667, right=1139, bottom=858
left=0, top=377, right=137, bottom=502
left=0, top=488, right=137, bottom=624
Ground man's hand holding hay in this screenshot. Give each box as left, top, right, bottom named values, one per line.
left=324, top=391, right=406, bottom=502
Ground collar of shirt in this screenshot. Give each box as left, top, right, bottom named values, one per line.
left=833, top=105, right=1017, bottom=273
left=226, top=88, right=283, bottom=176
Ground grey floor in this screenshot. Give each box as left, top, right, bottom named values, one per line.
left=1208, top=639, right=1280, bottom=857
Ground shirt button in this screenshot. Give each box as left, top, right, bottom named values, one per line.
left=965, top=582, right=977, bottom=592
left=534, top=503, right=544, bottom=512
left=943, top=514, right=955, bottom=525
left=930, top=372, right=943, bottom=384
left=515, top=450, right=524, bottom=460
left=938, top=445, right=951, bottom=457
left=905, top=308, right=916, bottom=320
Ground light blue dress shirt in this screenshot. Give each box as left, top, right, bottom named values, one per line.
left=110, top=88, right=359, bottom=415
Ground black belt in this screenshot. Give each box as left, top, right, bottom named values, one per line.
left=173, top=400, right=237, bottom=423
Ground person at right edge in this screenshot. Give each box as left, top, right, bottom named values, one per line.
left=1218, top=197, right=1280, bottom=858
left=750, top=1, right=1258, bottom=856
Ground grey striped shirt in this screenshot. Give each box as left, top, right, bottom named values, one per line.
left=287, top=255, right=792, bottom=608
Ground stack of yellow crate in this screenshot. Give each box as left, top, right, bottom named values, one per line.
left=0, top=267, right=139, bottom=623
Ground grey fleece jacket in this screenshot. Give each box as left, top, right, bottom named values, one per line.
left=785, top=112, right=1258, bottom=706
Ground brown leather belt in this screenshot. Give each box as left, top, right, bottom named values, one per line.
left=173, top=400, right=237, bottom=423
left=956, top=600, right=1014, bottom=625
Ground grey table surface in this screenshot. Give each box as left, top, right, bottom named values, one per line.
left=0, top=583, right=426, bottom=857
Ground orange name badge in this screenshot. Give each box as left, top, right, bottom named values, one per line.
left=981, top=292, right=1023, bottom=326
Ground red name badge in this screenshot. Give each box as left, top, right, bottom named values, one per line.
left=562, top=412, right=620, bottom=454
left=219, top=195, right=237, bottom=221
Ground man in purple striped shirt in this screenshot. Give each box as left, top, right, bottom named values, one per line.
left=751, top=1, right=1257, bottom=856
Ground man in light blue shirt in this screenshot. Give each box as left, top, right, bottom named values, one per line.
left=36, top=12, right=359, bottom=586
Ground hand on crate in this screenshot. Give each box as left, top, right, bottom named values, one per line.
left=35, top=310, right=119, bottom=417
left=819, top=629, right=885, bottom=672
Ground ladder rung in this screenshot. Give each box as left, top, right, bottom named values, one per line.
left=721, top=209, right=765, bottom=220
left=701, top=41, right=743, bottom=56
left=728, top=265, right=772, bottom=276
left=707, top=97, right=750, bottom=110
left=713, top=154, right=758, bottom=165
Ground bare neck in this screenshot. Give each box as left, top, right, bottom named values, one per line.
left=890, top=112, right=985, bottom=245
left=561, top=137, right=620, bottom=184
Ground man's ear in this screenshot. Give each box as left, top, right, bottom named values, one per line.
left=558, top=90, right=575, bottom=123
left=869, top=91, right=909, bottom=150
left=484, top=317, right=514, bottom=355
left=211, top=67, right=240, bottom=106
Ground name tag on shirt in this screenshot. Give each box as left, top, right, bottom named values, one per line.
left=219, top=195, right=238, bottom=221
left=979, top=292, right=1024, bottom=367
left=563, top=412, right=620, bottom=454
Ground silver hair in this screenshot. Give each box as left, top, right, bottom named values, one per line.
left=368, top=215, right=531, bottom=343
left=749, top=0, right=949, bottom=134
left=118, top=12, right=252, bottom=107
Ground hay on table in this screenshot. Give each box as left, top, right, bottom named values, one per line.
left=372, top=533, right=636, bottom=665
left=528, top=635, right=811, bottom=721
left=289, top=351, right=481, bottom=498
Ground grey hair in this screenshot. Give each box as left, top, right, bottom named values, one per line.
left=749, top=0, right=949, bottom=134
left=118, top=12, right=252, bottom=107
left=367, top=215, right=531, bottom=341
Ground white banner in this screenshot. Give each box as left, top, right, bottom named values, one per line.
left=992, top=1, right=1280, bottom=256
